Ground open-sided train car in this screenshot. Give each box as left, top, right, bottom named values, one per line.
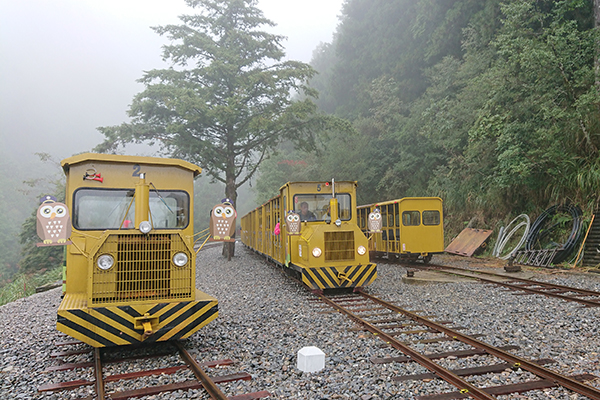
left=241, top=181, right=377, bottom=291
left=357, top=197, right=444, bottom=263
left=57, top=153, right=218, bottom=347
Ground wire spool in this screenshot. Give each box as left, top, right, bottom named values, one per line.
left=494, top=214, right=530, bottom=260
left=525, top=204, right=583, bottom=264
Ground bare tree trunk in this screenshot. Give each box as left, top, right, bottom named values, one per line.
left=221, top=168, right=238, bottom=260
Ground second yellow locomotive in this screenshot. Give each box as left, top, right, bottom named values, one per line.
left=241, top=181, right=377, bottom=291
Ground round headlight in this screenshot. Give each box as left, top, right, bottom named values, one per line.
left=139, top=221, right=152, bottom=234
left=312, top=247, right=322, bottom=258
left=173, top=252, right=189, bottom=267
left=357, top=246, right=367, bottom=256
left=97, top=254, right=115, bottom=270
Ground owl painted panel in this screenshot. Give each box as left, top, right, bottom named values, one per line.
left=285, top=211, right=301, bottom=235
left=367, top=208, right=382, bottom=233
left=36, top=195, right=72, bottom=245
left=210, top=199, right=237, bottom=241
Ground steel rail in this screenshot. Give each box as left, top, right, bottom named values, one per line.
left=427, top=263, right=600, bottom=295
left=93, top=348, right=105, bottom=400
left=319, top=294, right=497, bottom=400
left=360, top=291, right=600, bottom=400
left=175, top=341, right=229, bottom=400
left=416, top=263, right=600, bottom=307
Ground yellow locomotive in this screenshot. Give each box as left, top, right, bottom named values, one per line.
left=57, top=153, right=217, bottom=347
left=241, top=181, right=377, bottom=291
left=357, top=197, right=444, bottom=263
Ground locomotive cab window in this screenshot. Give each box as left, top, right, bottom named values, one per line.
left=293, top=193, right=352, bottom=222
left=73, top=188, right=190, bottom=230
left=402, top=211, right=421, bottom=226
left=422, top=210, right=441, bottom=226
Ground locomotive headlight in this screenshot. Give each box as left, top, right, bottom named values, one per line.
left=173, top=252, right=189, bottom=267
left=97, top=254, right=115, bottom=270
left=139, top=220, right=152, bottom=234
left=357, top=246, right=367, bottom=256
left=312, top=247, right=322, bottom=258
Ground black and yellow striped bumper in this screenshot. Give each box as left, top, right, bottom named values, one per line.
left=57, top=289, right=217, bottom=347
left=299, top=263, right=377, bottom=290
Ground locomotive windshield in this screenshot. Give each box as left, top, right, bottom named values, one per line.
left=293, top=193, right=352, bottom=221
left=73, top=188, right=190, bottom=230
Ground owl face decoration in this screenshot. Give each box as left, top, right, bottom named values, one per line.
left=367, top=208, right=383, bottom=233
left=284, top=211, right=301, bottom=235
left=209, top=199, right=237, bottom=242
left=36, top=195, right=72, bottom=246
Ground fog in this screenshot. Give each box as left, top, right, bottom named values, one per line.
left=0, top=0, right=343, bottom=163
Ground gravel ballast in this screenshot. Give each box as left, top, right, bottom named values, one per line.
left=1, top=245, right=600, bottom=399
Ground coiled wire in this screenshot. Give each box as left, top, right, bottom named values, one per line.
left=525, top=204, right=583, bottom=264
left=493, top=214, right=530, bottom=260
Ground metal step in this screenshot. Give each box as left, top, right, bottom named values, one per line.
left=514, top=248, right=560, bottom=267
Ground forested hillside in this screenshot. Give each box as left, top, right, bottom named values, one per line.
left=3, top=0, right=600, bottom=286
left=256, top=0, right=600, bottom=234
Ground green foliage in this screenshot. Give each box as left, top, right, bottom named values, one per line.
left=95, top=0, right=342, bottom=207
left=0, top=266, right=62, bottom=306
left=323, top=0, right=489, bottom=118
left=258, top=0, right=600, bottom=242
left=0, top=155, right=28, bottom=283
left=0, top=152, right=65, bottom=284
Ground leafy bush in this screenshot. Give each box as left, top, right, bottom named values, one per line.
left=0, top=266, right=62, bottom=307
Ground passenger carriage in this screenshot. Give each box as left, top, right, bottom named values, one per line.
left=357, top=197, right=444, bottom=263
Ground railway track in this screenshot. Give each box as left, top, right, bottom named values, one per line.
left=317, top=290, right=600, bottom=399
left=38, top=338, right=270, bottom=399
left=407, top=262, right=600, bottom=307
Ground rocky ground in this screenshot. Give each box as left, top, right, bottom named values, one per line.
left=1, top=245, right=600, bottom=399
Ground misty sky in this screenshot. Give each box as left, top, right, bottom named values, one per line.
left=0, top=0, right=344, bottom=163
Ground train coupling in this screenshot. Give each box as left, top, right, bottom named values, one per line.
left=134, top=313, right=159, bottom=338
left=337, top=272, right=353, bottom=284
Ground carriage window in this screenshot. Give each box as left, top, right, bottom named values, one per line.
left=293, top=193, right=352, bottom=221
left=422, top=210, right=440, bottom=226
left=402, top=211, right=420, bottom=226
left=73, top=188, right=190, bottom=230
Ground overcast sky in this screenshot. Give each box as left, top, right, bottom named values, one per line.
left=0, top=0, right=344, bottom=162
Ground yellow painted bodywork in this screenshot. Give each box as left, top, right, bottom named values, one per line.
left=241, top=181, right=377, bottom=290
left=57, top=153, right=217, bottom=347
left=357, top=197, right=444, bottom=260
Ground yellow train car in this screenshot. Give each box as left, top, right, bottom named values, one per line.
left=357, top=197, right=444, bottom=263
left=57, top=153, right=217, bottom=347
left=241, top=181, right=377, bottom=291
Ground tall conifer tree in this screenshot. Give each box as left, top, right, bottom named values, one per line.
left=96, top=0, right=335, bottom=208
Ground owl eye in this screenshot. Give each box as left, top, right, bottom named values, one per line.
left=213, top=206, right=224, bottom=217
left=224, top=206, right=235, bottom=217
left=40, top=205, right=53, bottom=218
left=293, top=215, right=300, bottom=222
left=287, top=215, right=294, bottom=222
left=375, top=214, right=381, bottom=219
left=54, top=206, right=67, bottom=216
left=369, top=214, right=375, bottom=220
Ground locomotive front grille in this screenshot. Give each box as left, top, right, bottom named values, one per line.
left=91, top=234, right=192, bottom=305
left=324, top=231, right=355, bottom=261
